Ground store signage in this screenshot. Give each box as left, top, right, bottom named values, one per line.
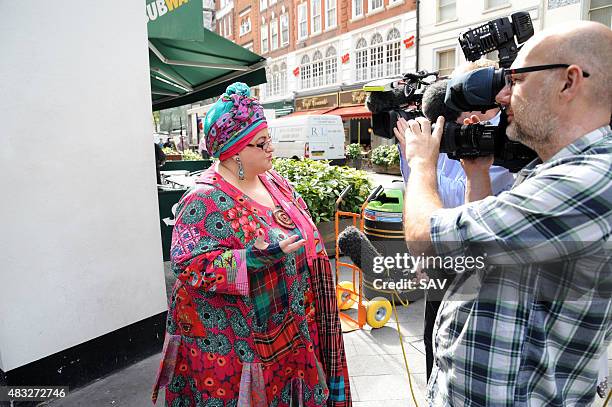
left=339, top=90, right=367, bottom=106
left=293, top=67, right=300, bottom=76
left=341, top=53, right=350, bottom=64
left=146, top=0, right=190, bottom=23
left=404, top=35, right=415, bottom=48
left=295, top=93, right=338, bottom=111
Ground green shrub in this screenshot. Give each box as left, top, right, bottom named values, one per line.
left=371, top=145, right=400, bottom=167
left=162, top=147, right=180, bottom=155
left=345, top=143, right=363, bottom=159
left=273, top=158, right=372, bottom=223
left=182, top=149, right=204, bottom=161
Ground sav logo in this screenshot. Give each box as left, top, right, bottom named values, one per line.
left=146, top=0, right=190, bottom=23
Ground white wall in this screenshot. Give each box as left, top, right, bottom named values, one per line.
left=0, top=1, right=168, bottom=371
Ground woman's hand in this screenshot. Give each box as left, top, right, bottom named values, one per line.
left=253, top=230, right=305, bottom=254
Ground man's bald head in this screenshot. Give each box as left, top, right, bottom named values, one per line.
left=517, top=21, right=612, bottom=109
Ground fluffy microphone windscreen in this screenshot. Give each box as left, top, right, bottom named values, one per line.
left=338, top=226, right=383, bottom=272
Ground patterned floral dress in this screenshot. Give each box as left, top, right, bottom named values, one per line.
left=153, top=167, right=351, bottom=407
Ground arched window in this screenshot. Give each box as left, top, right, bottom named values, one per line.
left=355, top=38, right=368, bottom=82
left=272, top=65, right=280, bottom=95
left=264, top=67, right=272, bottom=98
left=386, top=28, right=401, bottom=77
left=324, top=46, right=337, bottom=85
left=370, top=33, right=384, bottom=79
left=312, top=51, right=324, bottom=87
left=300, top=55, right=311, bottom=89
left=280, top=62, right=287, bottom=95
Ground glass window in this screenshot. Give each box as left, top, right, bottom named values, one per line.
left=484, top=0, right=508, bottom=9
left=270, top=19, right=278, bottom=51
left=437, top=0, right=456, bottom=22
left=589, top=0, right=612, bottom=27
left=437, top=48, right=456, bottom=77
left=370, top=33, right=384, bottom=79
left=312, top=51, right=324, bottom=87
left=369, top=0, right=383, bottom=11
left=311, top=0, right=322, bottom=34
left=298, top=3, right=308, bottom=40
left=260, top=0, right=267, bottom=11
left=280, top=13, right=289, bottom=46
left=240, top=17, right=251, bottom=36
left=353, top=0, right=363, bottom=17
left=386, top=28, right=401, bottom=77
left=324, top=46, right=337, bottom=85
left=300, top=55, right=311, bottom=89
left=280, top=62, right=287, bottom=94
left=261, top=25, right=269, bottom=53
left=355, top=38, right=368, bottom=82
left=326, top=0, right=337, bottom=29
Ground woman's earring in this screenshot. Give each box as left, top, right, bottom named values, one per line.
left=235, top=156, right=245, bottom=180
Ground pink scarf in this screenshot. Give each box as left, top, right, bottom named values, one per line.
left=259, top=171, right=319, bottom=267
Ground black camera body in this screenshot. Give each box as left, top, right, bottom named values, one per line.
left=459, top=11, right=534, bottom=68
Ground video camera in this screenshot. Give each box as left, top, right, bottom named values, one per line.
left=364, top=71, right=437, bottom=140
left=363, top=11, right=536, bottom=171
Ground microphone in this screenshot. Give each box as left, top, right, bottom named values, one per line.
left=338, top=226, right=383, bottom=273
left=365, top=87, right=411, bottom=114
left=421, top=79, right=461, bottom=123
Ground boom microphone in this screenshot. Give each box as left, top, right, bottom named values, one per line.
left=421, top=79, right=461, bottom=123
left=338, top=226, right=383, bottom=272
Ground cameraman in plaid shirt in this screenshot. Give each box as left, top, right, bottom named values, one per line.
left=397, top=21, right=612, bottom=406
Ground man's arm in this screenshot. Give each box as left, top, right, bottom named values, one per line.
left=462, top=157, right=494, bottom=203
left=394, top=117, right=445, bottom=255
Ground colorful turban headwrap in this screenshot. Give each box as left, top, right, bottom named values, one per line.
left=204, top=82, right=268, bottom=160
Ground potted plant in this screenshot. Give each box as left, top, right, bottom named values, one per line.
left=371, top=145, right=401, bottom=175
left=162, top=147, right=182, bottom=161
left=273, top=158, right=372, bottom=253
left=345, top=143, right=363, bottom=170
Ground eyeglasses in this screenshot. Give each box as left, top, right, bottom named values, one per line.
left=503, top=64, right=590, bottom=88
left=247, top=139, right=272, bottom=150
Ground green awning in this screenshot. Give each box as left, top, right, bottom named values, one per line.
left=147, top=0, right=267, bottom=111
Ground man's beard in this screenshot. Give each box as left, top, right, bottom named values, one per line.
left=507, top=94, right=556, bottom=151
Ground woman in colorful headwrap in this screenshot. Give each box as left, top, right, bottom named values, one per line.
left=153, top=83, right=351, bottom=407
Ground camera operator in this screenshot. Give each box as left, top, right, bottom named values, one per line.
left=393, top=60, right=515, bottom=381
left=399, top=21, right=612, bottom=405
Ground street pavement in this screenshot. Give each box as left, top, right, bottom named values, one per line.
left=42, top=170, right=612, bottom=406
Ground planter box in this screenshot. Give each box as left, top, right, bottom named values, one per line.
left=316, top=218, right=354, bottom=256
left=373, top=163, right=402, bottom=175
left=165, top=154, right=183, bottom=161
left=346, top=158, right=362, bottom=170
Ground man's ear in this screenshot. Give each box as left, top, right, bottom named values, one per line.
left=560, top=65, right=584, bottom=101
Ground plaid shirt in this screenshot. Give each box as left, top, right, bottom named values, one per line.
left=427, top=125, right=612, bottom=406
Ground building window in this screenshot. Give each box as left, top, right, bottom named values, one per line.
left=370, top=33, right=384, bottom=80
left=311, top=0, right=322, bottom=34
left=588, top=0, right=612, bottom=27
left=227, top=14, right=232, bottom=36
left=261, top=24, right=269, bottom=53
left=386, top=28, right=401, bottom=77
left=355, top=38, right=368, bottom=82
left=324, top=46, right=337, bottom=85
left=270, top=19, right=279, bottom=51
left=326, top=0, right=337, bottom=29
left=280, top=13, right=289, bottom=46
left=298, top=3, right=308, bottom=40
left=240, top=17, right=251, bottom=36
left=484, top=0, right=508, bottom=9
left=300, top=55, right=311, bottom=89
left=272, top=65, right=280, bottom=95
left=312, top=51, right=324, bottom=87
left=437, top=0, right=456, bottom=22
left=353, top=0, right=363, bottom=18
left=269, top=0, right=277, bottom=5
left=437, top=48, right=456, bottom=77
left=280, top=62, right=287, bottom=94
left=260, top=0, right=267, bottom=11
left=369, top=0, right=383, bottom=12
